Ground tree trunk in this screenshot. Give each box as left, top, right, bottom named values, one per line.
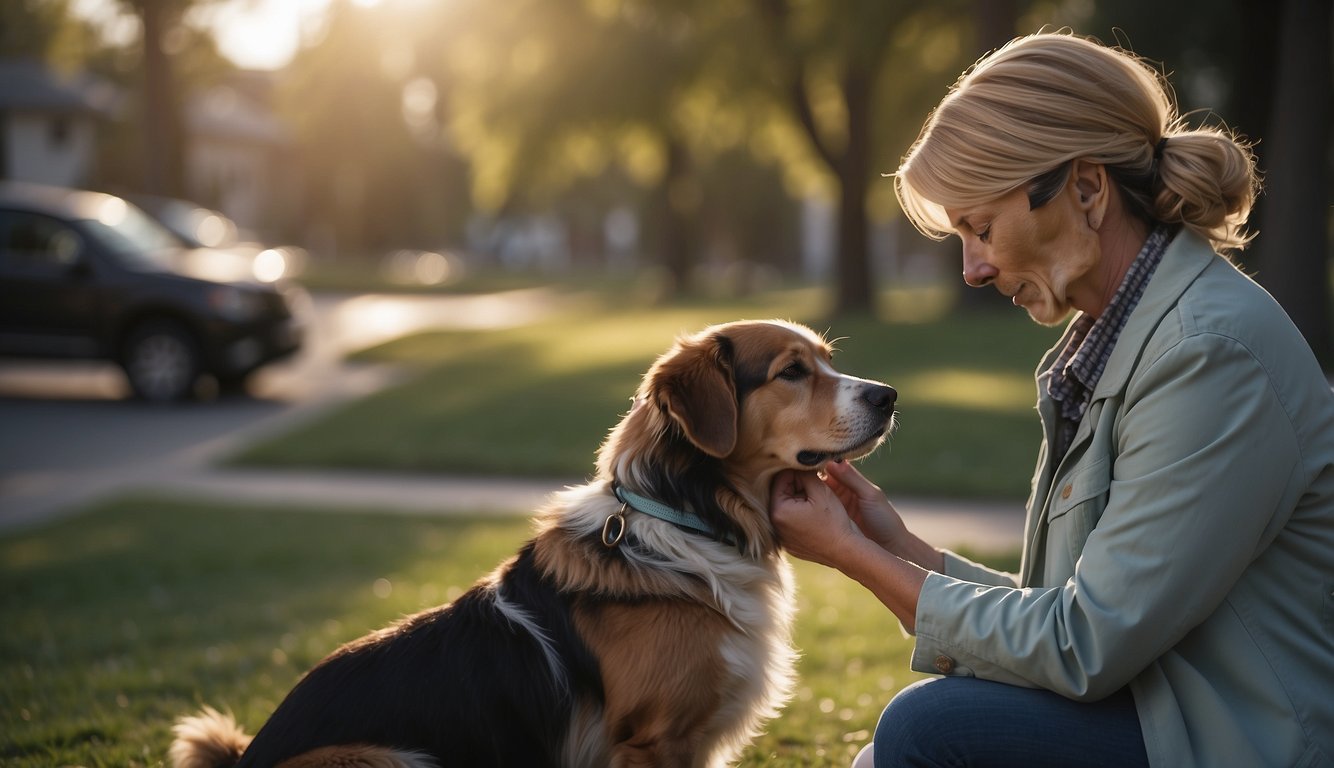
left=139, top=0, right=177, bottom=196
left=833, top=63, right=875, bottom=315
left=655, top=137, right=695, bottom=297
left=1227, top=0, right=1281, bottom=276
left=1255, top=0, right=1332, bottom=365
left=954, top=0, right=1019, bottom=312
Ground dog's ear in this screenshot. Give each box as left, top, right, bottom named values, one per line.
left=649, top=332, right=738, bottom=458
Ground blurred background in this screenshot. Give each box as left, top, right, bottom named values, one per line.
left=0, top=5, right=1330, bottom=763
left=1, top=0, right=1329, bottom=350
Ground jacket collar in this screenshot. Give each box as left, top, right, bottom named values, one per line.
left=1089, top=229, right=1216, bottom=400
left=1022, top=232, right=1220, bottom=586
left=1039, top=229, right=1217, bottom=403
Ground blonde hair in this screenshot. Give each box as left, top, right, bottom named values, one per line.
left=894, top=31, right=1260, bottom=253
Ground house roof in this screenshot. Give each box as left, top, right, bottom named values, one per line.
left=0, top=58, right=116, bottom=115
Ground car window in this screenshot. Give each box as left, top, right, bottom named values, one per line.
left=0, top=210, right=85, bottom=279
left=78, top=196, right=178, bottom=270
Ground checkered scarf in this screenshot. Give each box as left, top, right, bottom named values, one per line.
left=1047, top=225, right=1174, bottom=456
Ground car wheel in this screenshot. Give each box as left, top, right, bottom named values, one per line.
left=121, top=319, right=201, bottom=402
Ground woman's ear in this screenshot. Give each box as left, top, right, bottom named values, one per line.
left=1072, top=159, right=1110, bottom=230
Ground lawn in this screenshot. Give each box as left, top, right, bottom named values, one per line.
left=234, top=286, right=1061, bottom=500
left=0, top=496, right=1017, bottom=767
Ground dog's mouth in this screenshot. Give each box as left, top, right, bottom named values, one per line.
left=796, top=425, right=889, bottom=467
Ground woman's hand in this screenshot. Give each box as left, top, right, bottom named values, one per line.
left=769, top=469, right=869, bottom=569
left=822, top=460, right=910, bottom=552
left=772, top=461, right=944, bottom=573
left=770, top=466, right=933, bottom=629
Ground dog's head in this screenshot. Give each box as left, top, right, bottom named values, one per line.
left=598, top=320, right=895, bottom=555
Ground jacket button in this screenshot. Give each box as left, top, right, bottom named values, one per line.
left=1060, top=484, right=1073, bottom=500
left=933, top=655, right=956, bottom=674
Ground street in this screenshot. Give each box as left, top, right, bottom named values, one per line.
left=0, top=288, right=568, bottom=530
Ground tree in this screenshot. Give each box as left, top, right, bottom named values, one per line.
left=751, top=0, right=900, bottom=315
left=278, top=0, right=464, bottom=258
left=135, top=0, right=178, bottom=194
left=1074, top=0, right=1331, bottom=363
left=434, top=0, right=738, bottom=292
left=953, top=0, right=1023, bottom=312
left=1253, top=0, right=1332, bottom=363
left=746, top=1, right=1006, bottom=317
left=0, top=0, right=72, bottom=58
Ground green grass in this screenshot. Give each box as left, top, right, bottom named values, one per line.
left=234, top=287, right=1061, bottom=499
left=0, top=497, right=1017, bottom=767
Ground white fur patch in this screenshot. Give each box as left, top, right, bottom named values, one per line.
left=489, top=584, right=569, bottom=697
left=547, top=483, right=798, bottom=764
left=562, top=699, right=610, bottom=767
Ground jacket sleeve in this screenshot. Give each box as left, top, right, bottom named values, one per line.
left=909, top=330, right=1301, bottom=700
left=941, top=550, right=1019, bottom=587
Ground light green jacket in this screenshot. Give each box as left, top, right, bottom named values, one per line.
left=911, top=231, right=1334, bottom=767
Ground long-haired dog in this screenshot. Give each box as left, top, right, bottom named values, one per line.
left=170, top=319, right=896, bottom=768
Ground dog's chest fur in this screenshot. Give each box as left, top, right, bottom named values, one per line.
left=534, top=485, right=798, bottom=765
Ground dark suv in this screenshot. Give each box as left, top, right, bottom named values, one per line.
left=0, top=182, right=305, bottom=401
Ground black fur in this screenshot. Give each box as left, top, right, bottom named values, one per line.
left=232, top=543, right=602, bottom=767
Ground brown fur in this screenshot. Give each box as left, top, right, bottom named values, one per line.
left=576, top=600, right=732, bottom=766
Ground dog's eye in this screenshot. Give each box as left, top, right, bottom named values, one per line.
left=777, top=363, right=806, bottom=381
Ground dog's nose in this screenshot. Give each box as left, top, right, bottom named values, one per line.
left=862, top=384, right=897, bottom=412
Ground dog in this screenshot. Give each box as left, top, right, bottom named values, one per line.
left=169, top=319, right=896, bottom=768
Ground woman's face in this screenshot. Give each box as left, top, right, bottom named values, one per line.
left=944, top=168, right=1104, bottom=326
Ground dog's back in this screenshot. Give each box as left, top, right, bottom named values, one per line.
left=179, top=544, right=601, bottom=768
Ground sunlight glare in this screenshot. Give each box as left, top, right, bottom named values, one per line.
left=194, top=213, right=230, bottom=247
left=253, top=249, right=288, bottom=283
left=96, top=196, right=128, bottom=226
left=205, top=1, right=305, bottom=71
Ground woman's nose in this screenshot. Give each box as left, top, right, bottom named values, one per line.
left=961, top=241, right=998, bottom=287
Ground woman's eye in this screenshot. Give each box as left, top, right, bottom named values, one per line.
left=977, top=227, right=992, bottom=243
left=778, top=363, right=806, bottom=381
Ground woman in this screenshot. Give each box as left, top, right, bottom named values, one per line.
left=769, top=31, right=1334, bottom=768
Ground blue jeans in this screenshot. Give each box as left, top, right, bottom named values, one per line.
left=870, top=677, right=1149, bottom=768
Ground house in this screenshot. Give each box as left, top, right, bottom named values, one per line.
left=182, top=71, right=297, bottom=237
left=0, top=58, right=116, bottom=188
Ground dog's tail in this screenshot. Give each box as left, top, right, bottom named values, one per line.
left=168, top=706, right=252, bottom=768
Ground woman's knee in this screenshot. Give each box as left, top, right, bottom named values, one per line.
left=872, top=678, right=958, bottom=767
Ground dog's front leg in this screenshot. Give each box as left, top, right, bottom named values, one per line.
left=577, top=600, right=735, bottom=768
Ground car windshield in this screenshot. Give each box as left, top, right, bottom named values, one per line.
left=79, top=196, right=180, bottom=269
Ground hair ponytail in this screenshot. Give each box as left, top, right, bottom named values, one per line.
left=1153, top=129, right=1259, bottom=252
